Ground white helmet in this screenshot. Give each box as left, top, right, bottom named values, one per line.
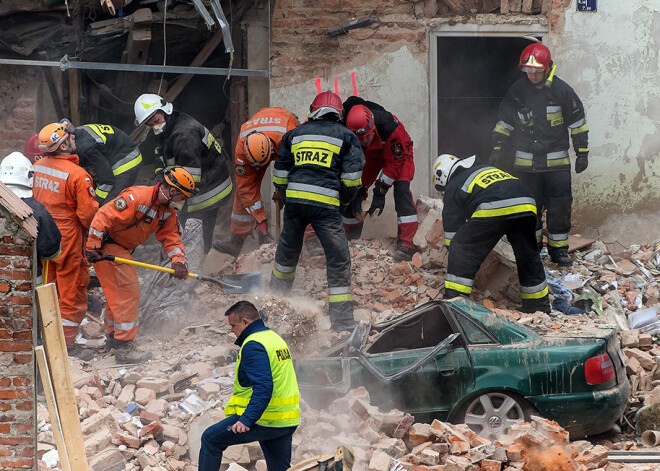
left=0, top=152, right=34, bottom=198
left=134, top=93, right=173, bottom=125
left=433, top=154, right=476, bottom=190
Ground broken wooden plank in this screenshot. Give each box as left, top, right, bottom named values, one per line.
left=568, top=234, right=597, bottom=253
left=500, top=0, right=510, bottom=14
left=442, top=0, right=466, bottom=14
left=522, top=0, right=533, bottom=13
left=42, top=67, right=65, bottom=121
left=116, top=8, right=152, bottom=104
left=68, top=68, right=80, bottom=125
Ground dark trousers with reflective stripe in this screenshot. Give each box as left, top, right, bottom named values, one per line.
left=515, top=169, right=572, bottom=253
left=199, top=414, right=296, bottom=471
left=445, top=216, right=547, bottom=306
left=271, top=202, right=353, bottom=328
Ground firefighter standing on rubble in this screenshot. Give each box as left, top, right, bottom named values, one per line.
left=213, top=107, right=301, bottom=257
left=489, top=43, right=589, bottom=267
left=85, top=167, right=195, bottom=364
left=434, top=154, right=550, bottom=314
left=270, top=91, right=364, bottom=332
left=342, top=97, right=419, bottom=261
left=0, top=152, right=62, bottom=285
left=134, top=94, right=233, bottom=253
left=199, top=301, right=299, bottom=471
left=70, top=122, right=143, bottom=205
left=32, top=122, right=99, bottom=360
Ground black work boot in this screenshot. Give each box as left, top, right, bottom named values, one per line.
left=67, top=344, right=95, bottom=362
left=521, top=296, right=551, bottom=314
left=443, top=288, right=465, bottom=300
left=213, top=235, right=245, bottom=258
left=304, top=238, right=325, bottom=257
left=114, top=340, right=153, bottom=364
left=549, top=248, right=573, bottom=267
left=394, top=246, right=416, bottom=262
left=330, top=318, right=357, bottom=333
left=105, top=334, right=116, bottom=353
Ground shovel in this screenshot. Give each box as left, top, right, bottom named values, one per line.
left=222, top=272, right=263, bottom=294
left=97, top=253, right=242, bottom=290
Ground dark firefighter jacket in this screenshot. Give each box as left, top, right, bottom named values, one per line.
left=74, top=125, right=142, bottom=202
left=492, top=70, right=589, bottom=171
left=442, top=165, right=537, bottom=246
left=23, top=197, right=62, bottom=278
left=155, top=111, right=232, bottom=213
left=273, top=118, right=365, bottom=209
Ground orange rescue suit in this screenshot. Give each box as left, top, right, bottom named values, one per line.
left=86, top=184, right=185, bottom=341
left=33, top=154, right=99, bottom=345
left=230, top=107, right=299, bottom=238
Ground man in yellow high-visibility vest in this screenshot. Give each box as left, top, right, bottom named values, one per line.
left=198, top=301, right=300, bottom=471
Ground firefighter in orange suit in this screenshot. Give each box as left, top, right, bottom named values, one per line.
left=85, top=167, right=195, bottom=364
left=33, top=122, right=99, bottom=361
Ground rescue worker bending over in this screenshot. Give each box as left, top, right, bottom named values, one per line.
left=71, top=122, right=143, bottom=204
left=134, top=94, right=233, bottom=254
left=199, top=301, right=299, bottom=471
left=270, top=91, right=365, bottom=332
left=0, top=152, right=62, bottom=285
left=343, top=97, right=419, bottom=261
left=85, top=167, right=195, bottom=364
left=435, top=154, right=550, bottom=314
left=214, top=107, right=300, bottom=257
left=489, top=43, right=589, bottom=267
left=33, top=123, right=99, bottom=360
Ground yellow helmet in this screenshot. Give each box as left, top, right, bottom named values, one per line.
left=38, top=122, right=70, bottom=153
left=163, top=167, right=197, bottom=197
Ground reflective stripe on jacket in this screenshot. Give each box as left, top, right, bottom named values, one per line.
left=224, top=329, right=300, bottom=427
left=442, top=165, right=536, bottom=246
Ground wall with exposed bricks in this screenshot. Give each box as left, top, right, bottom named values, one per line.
left=0, top=203, right=36, bottom=471
left=0, top=66, right=39, bottom=160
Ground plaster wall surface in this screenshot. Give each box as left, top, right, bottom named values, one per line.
left=271, top=46, right=428, bottom=239
left=552, top=0, right=660, bottom=226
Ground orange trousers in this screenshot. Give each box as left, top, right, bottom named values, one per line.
left=45, top=224, right=89, bottom=345
left=230, top=195, right=317, bottom=241
left=93, top=243, right=140, bottom=341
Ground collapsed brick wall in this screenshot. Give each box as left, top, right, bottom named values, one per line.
left=0, top=205, right=36, bottom=470
left=0, top=66, right=39, bottom=159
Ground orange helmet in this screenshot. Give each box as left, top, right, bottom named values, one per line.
left=38, top=122, right=70, bottom=153
left=24, top=133, right=44, bottom=163
left=164, top=167, right=197, bottom=197
left=346, top=105, right=375, bottom=136
left=519, top=43, right=552, bottom=72
left=308, top=91, right=343, bottom=120
left=243, top=132, right=273, bottom=168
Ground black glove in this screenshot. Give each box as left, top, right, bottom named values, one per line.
left=488, top=149, right=505, bottom=168
left=575, top=153, right=588, bottom=173
left=85, top=249, right=102, bottom=263
left=368, top=181, right=388, bottom=217
left=171, top=262, right=189, bottom=280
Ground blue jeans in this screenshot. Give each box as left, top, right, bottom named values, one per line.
left=198, top=415, right=297, bottom=471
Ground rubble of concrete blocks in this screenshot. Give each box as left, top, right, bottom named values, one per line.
left=288, top=388, right=623, bottom=471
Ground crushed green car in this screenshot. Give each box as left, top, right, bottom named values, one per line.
left=296, top=298, right=630, bottom=440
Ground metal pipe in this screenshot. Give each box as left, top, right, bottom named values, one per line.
left=0, top=54, right=268, bottom=78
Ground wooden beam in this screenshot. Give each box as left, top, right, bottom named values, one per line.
left=36, top=346, right=71, bottom=471
left=522, top=0, right=533, bottom=13
left=116, top=8, right=152, bottom=104
left=500, top=0, right=510, bottom=14
left=42, top=68, right=65, bottom=120
left=541, top=0, right=552, bottom=14
left=36, top=284, right=89, bottom=470
left=424, top=0, right=439, bottom=16
left=509, top=0, right=522, bottom=13
left=68, top=69, right=80, bottom=125
left=442, top=0, right=466, bottom=13
left=129, top=30, right=223, bottom=145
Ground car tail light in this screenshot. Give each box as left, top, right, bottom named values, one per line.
left=585, top=353, right=615, bottom=384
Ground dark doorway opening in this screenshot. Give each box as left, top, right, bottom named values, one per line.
left=436, top=36, right=539, bottom=164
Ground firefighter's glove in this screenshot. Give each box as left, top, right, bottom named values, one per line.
left=351, top=186, right=367, bottom=217
left=368, top=181, right=388, bottom=217
left=575, top=153, right=588, bottom=174
left=85, top=248, right=102, bottom=263
left=272, top=188, right=286, bottom=205
left=171, top=262, right=189, bottom=280
left=488, top=149, right=505, bottom=168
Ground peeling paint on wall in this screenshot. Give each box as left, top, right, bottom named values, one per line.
left=553, top=0, right=660, bottom=226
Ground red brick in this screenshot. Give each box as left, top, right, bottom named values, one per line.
left=0, top=378, right=10, bottom=387
left=0, top=414, right=14, bottom=422
left=0, top=390, right=16, bottom=399
left=16, top=424, right=33, bottom=433
left=0, top=448, right=10, bottom=456
left=12, top=378, right=29, bottom=387
left=11, top=259, right=31, bottom=269
left=0, top=424, right=10, bottom=433
left=20, top=447, right=34, bottom=457
left=0, top=341, right=31, bottom=352
left=6, top=296, right=31, bottom=306
left=14, top=389, right=31, bottom=399
left=13, top=354, right=32, bottom=364
left=0, top=246, right=30, bottom=256
left=15, top=402, right=32, bottom=411
left=0, top=328, right=10, bottom=338
left=0, top=283, right=9, bottom=292
left=0, top=436, right=31, bottom=445
left=0, top=458, right=35, bottom=468
left=13, top=283, right=31, bottom=292
left=0, top=270, right=30, bottom=281
left=12, top=331, right=31, bottom=340
left=0, top=403, right=10, bottom=411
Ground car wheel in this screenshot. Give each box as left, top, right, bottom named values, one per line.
left=454, top=392, right=534, bottom=442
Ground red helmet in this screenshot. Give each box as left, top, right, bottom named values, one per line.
left=24, top=133, right=44, bottom=163
left=308, top=91, right=343, bottom=120
left=346, top=105, right=375, bottom=136
left=519, top=43, right=552, bottom=72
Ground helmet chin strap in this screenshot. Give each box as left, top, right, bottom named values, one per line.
left=159, top=184, right=184, bottom=210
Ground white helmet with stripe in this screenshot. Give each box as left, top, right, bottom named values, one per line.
left=433, top=154, right=476, bottom=191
